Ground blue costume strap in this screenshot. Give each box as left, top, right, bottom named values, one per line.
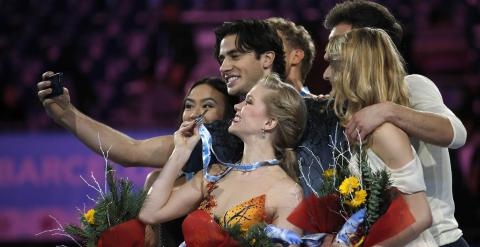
left=198, top=123, right=279, bottom=182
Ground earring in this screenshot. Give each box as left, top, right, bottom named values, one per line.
left=261, top=128, right=266, bottom=138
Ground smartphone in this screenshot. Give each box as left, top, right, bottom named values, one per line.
left=47, top=72, right=63, bottom=98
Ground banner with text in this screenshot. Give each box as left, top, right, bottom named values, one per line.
left=0, top=131, right=170, bottom=241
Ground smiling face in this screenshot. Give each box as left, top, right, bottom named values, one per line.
left=228, top=84, right=272, bottom=139
left=218, top=34, right=267, bottom=96
left=181, top=84, right=226, bottom=124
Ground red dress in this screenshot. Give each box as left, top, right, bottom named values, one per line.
left=182, top=182, right=269, bottom=247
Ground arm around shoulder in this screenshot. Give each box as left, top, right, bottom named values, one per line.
left=405, top=74, right=467, bottom=148
left=382, top=102, right=458, bottom=147
left=345, top=99, right=465, bottom=148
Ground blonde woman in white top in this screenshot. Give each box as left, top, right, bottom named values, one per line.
left=326, top=27, right=435, bottom=246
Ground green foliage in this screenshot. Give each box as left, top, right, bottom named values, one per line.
left=65, top=164, right=147, bottom=245
left=223, top=223, right=274, bottom=247
left=318, top=174, right=337, bottom=197
left=353, top=147, right=393, bottom=233
left=214, top=215, right=273, bottom=247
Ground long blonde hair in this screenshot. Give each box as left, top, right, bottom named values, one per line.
left=261, top=73, right=307, bottom=181
left=326, top=28, right=409, bottom=143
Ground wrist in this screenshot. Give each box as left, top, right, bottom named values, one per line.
left=170, top=147, right=192, bottom=160
left=382, top=102, right=396, bottom=123
left=167, top=148, right=191, bottom=169
left=57, top=105, right=76, bottom=126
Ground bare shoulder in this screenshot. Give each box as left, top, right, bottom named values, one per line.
left=189, top=170, right=206, bottom=192
left=268, top=175, right=303, bottom=204
left=370, top=123, right=414, bottom=169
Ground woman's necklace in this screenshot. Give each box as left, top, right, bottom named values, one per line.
left=198, top=120, right=279, bottom=181
left=226, top=159, right=279, bottom=172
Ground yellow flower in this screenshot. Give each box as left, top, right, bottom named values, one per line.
left=84, top=209, right=95, bottom=225
left=339, top=176, right=360, bottom=195
left=350, top=189, right=367, bottom=208
left=354, top=236, right=365, bottom=247
left=323, top=169, right=336, bottom=178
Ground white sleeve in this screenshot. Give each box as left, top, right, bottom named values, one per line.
left=367, top=148, right=426, bottom=194
left=405, top=74, right=467, bottom=149
left=386, top=149, right=426, bottom=194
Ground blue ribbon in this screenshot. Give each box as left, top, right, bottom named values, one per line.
left=300, top=86, right=311, bottom=97
left=222, top=159, right=279, bottom=171
left=302, top=233, right=328, bottom=247
left=198, top=124, right=279, bottom=182
left=335, top=207, right=366, bottom=245
left=265, top=224, right=303, bottom=245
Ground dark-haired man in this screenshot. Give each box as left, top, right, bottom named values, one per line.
left=322, top=1, right=468, bottom=246
left=36, top=19, right=286, bottom=169
left=215, top=19, right=286, bottom=96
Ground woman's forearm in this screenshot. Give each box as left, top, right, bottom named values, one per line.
left=377, top=192, right=432, bottom=246
left=139, top=149, right=189, bottom=224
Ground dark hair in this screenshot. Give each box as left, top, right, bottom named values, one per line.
left=266, top=17, right=316, bottom=82
left=214, top=19, right=286, bottom=80
left=324, top=0, right=403, bottom=48
left=182, top=77, right=238, bottom=120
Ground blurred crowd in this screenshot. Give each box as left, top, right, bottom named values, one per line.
left=1, top=0, right=479, bottom=240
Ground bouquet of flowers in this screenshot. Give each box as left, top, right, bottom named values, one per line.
left=63, top=164, right=147, bottom=247
left=218, top=219, right=272, bottom=246
left=180, top=209, right=274, bottom=247
left=181, top=205, right=304, bottom=247
left=289, top=146, right=416, bottom=246
left=36, top=136, right=148, bottom=247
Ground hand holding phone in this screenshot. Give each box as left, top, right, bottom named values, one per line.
left=46, top=72, right=64, bottom=98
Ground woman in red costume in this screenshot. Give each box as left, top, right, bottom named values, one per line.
left=139, top=73, right=307, bottom=246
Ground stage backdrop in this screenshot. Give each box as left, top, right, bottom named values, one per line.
left=0, top=131, right=170, bottom=242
